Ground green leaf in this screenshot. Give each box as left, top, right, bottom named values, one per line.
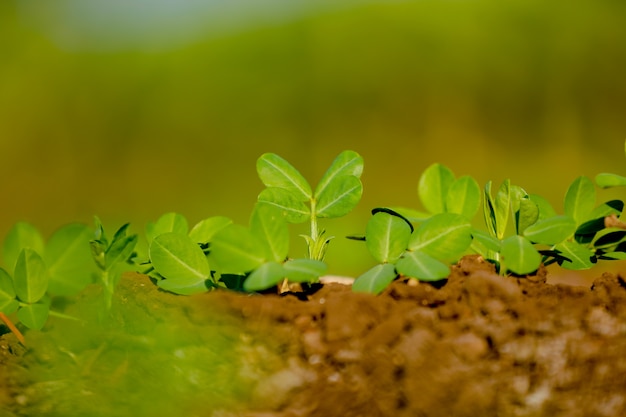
left=418, top=163, right=455, bottom=214
left=188, top=216, right=233, bottom=243
left=528, top=194, right=557, bottom=220
left=523, top=215, right=577, bottom=245
left=17, top=303, right=49, bottom=330
left=13, top=249, right=48, bottom=304
left=483, top=181, right=497, bottom=238
left=352, top=263, right=397, bottom=295
left=257, top=153, right=312, bottom=201
left=315, top=175, right=362, bottom=218
left=257, top=187, right=310, bottom=223
left=575, top=200, right=624, bottom=244
left=555, top=241, right=595, bottom=270
left=596, top=173, right=626, bottom=189
left=0, top=268, right=18, bottom=314
left=146, top=212, right=189, bottom=242
left=593, top=229, right=626, bottom=249
left=408, top=213, right=472, bottom=261
left=500, top=235, right=541, bottom=275
left=210, top=225, right=266, bottom=274
left=3, top=222, right=45, bottom=271
left=446, top=175, right=481, bottom=219
left=564, top=176, right=595, bottom=225
left=365, top=212, right=412, bottom=264
left=250, top=204, right=289, bottom=263
left=243, top=262, right=286, bottom=292
left=283, top=259, right=327, bottom=283
left=150, top=233, right=210, bottom=286
left=314, top=150, right=364, bottom=198
left=494, top=179, right=511, bottom=239
left=45, top=223, right=94, bottom=296
left=105, top=234, right=138, bottom=272
left=516, top=198, right=539, bottom=235
left=598, top=251, right=626, bottom=261
left=396, top=251, right=450, bottom=281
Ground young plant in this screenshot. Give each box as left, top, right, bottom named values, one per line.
left=473, top=175, right=625, bottom=275
left=0, top=222, right=95, bottom=341
left=256, top=150, right=363, bottom=261
left=90, top=217, right=138, bottom=309
left=209, top=203, right=327, bottom=293
left=352, top=208, right=473, bottom=294
left=143, top=212, right=232, bottom=295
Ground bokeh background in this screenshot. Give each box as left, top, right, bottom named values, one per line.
left=1, top=0, right=625, bottom=278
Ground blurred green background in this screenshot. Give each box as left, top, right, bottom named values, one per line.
left=1, top=0, right=625, bottom=277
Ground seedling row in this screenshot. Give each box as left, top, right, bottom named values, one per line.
left=2, top=145, right=626, bottom=342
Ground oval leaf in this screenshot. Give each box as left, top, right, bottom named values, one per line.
left=352, top=263, right=397, bottom=295
left=257, top=187, right=310, bottom=223
left=365, top=212, right=412, bottom=264
left=250, top=204, right=289, bottom=263
left=149, top=233, right=210, bottom=286
left=555, top=241, right=595, bottom=270
left=17, top=303, right=49, bottom=330
left=284, top=259, right=327, bottom=283
left=523, top=215, right=577, bottom=245
left=596, top=173, right=626, bottom=189
left=314, top=150, right=364, bottom=198
left=396, top=251, right=450, bottom=281
left=3, top=222, right=45, bottom=271
left=418, top=163, right=455, bottom=214
left=500, top=235, right=541, bottom=275
left=243, top=262, right=285, bottom=292
left=210, top=225, right=266, bottom=274
left=45, top=223, right=95, bottom=296
left=315, top=175, right=362, bottom=218
left=257, top=153, right=312, bottom=201
left=529, top=194, right=558, bottom=220
left=446, top=175, right=481, bottom=220
left=564, top=176, right=595, bottom=226
left=408, top=213, right=472, bottom=261
left=189, top=216, right=233, bottom=243
left=13, top=249, right=48, bottom=304
left=0, top=268, right=18, bottom=314
left=146, top=212, right=189, bottom=242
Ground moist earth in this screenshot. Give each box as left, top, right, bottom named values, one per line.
left=2, top=255, right=626, bottom=416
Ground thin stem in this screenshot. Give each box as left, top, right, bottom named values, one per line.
left=309, top=199, right=318, bottom=260
left=0, top=312, right=26, bottom=346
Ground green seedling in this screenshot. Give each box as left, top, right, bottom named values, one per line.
left=393, top=163, right=481, bottom=223
left=143, top=207, right=327, bottom=294
left=143, top=212, right=232, bottom=295
left=209, top=203, right=327, bottom=292
left=352, top=208, right=472, bottom=294
left=90, top=217, right=138, bottom=309
left=0, top=222, right=95, bottom=342
left=474, top=175, right=625, bottom=275
left=256, top=150, right=363, bottom=261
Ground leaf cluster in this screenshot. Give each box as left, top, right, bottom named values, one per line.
left=0, top=222, right=94, bottom=330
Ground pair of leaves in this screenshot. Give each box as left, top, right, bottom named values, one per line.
left=418, top=163, right=481, bottom=219
left=353, top=210, right=472, bottom=294
left=243, top=259, right=327, bottom=292
left=256, top=150, right=364, bottom=222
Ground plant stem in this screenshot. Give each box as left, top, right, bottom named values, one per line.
left=0, top=312, right=25, bottom=346
left=310, top=198, right=318, bottom=260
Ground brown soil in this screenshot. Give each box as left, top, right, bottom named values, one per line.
left=3, top=255, right=626, bottom=416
